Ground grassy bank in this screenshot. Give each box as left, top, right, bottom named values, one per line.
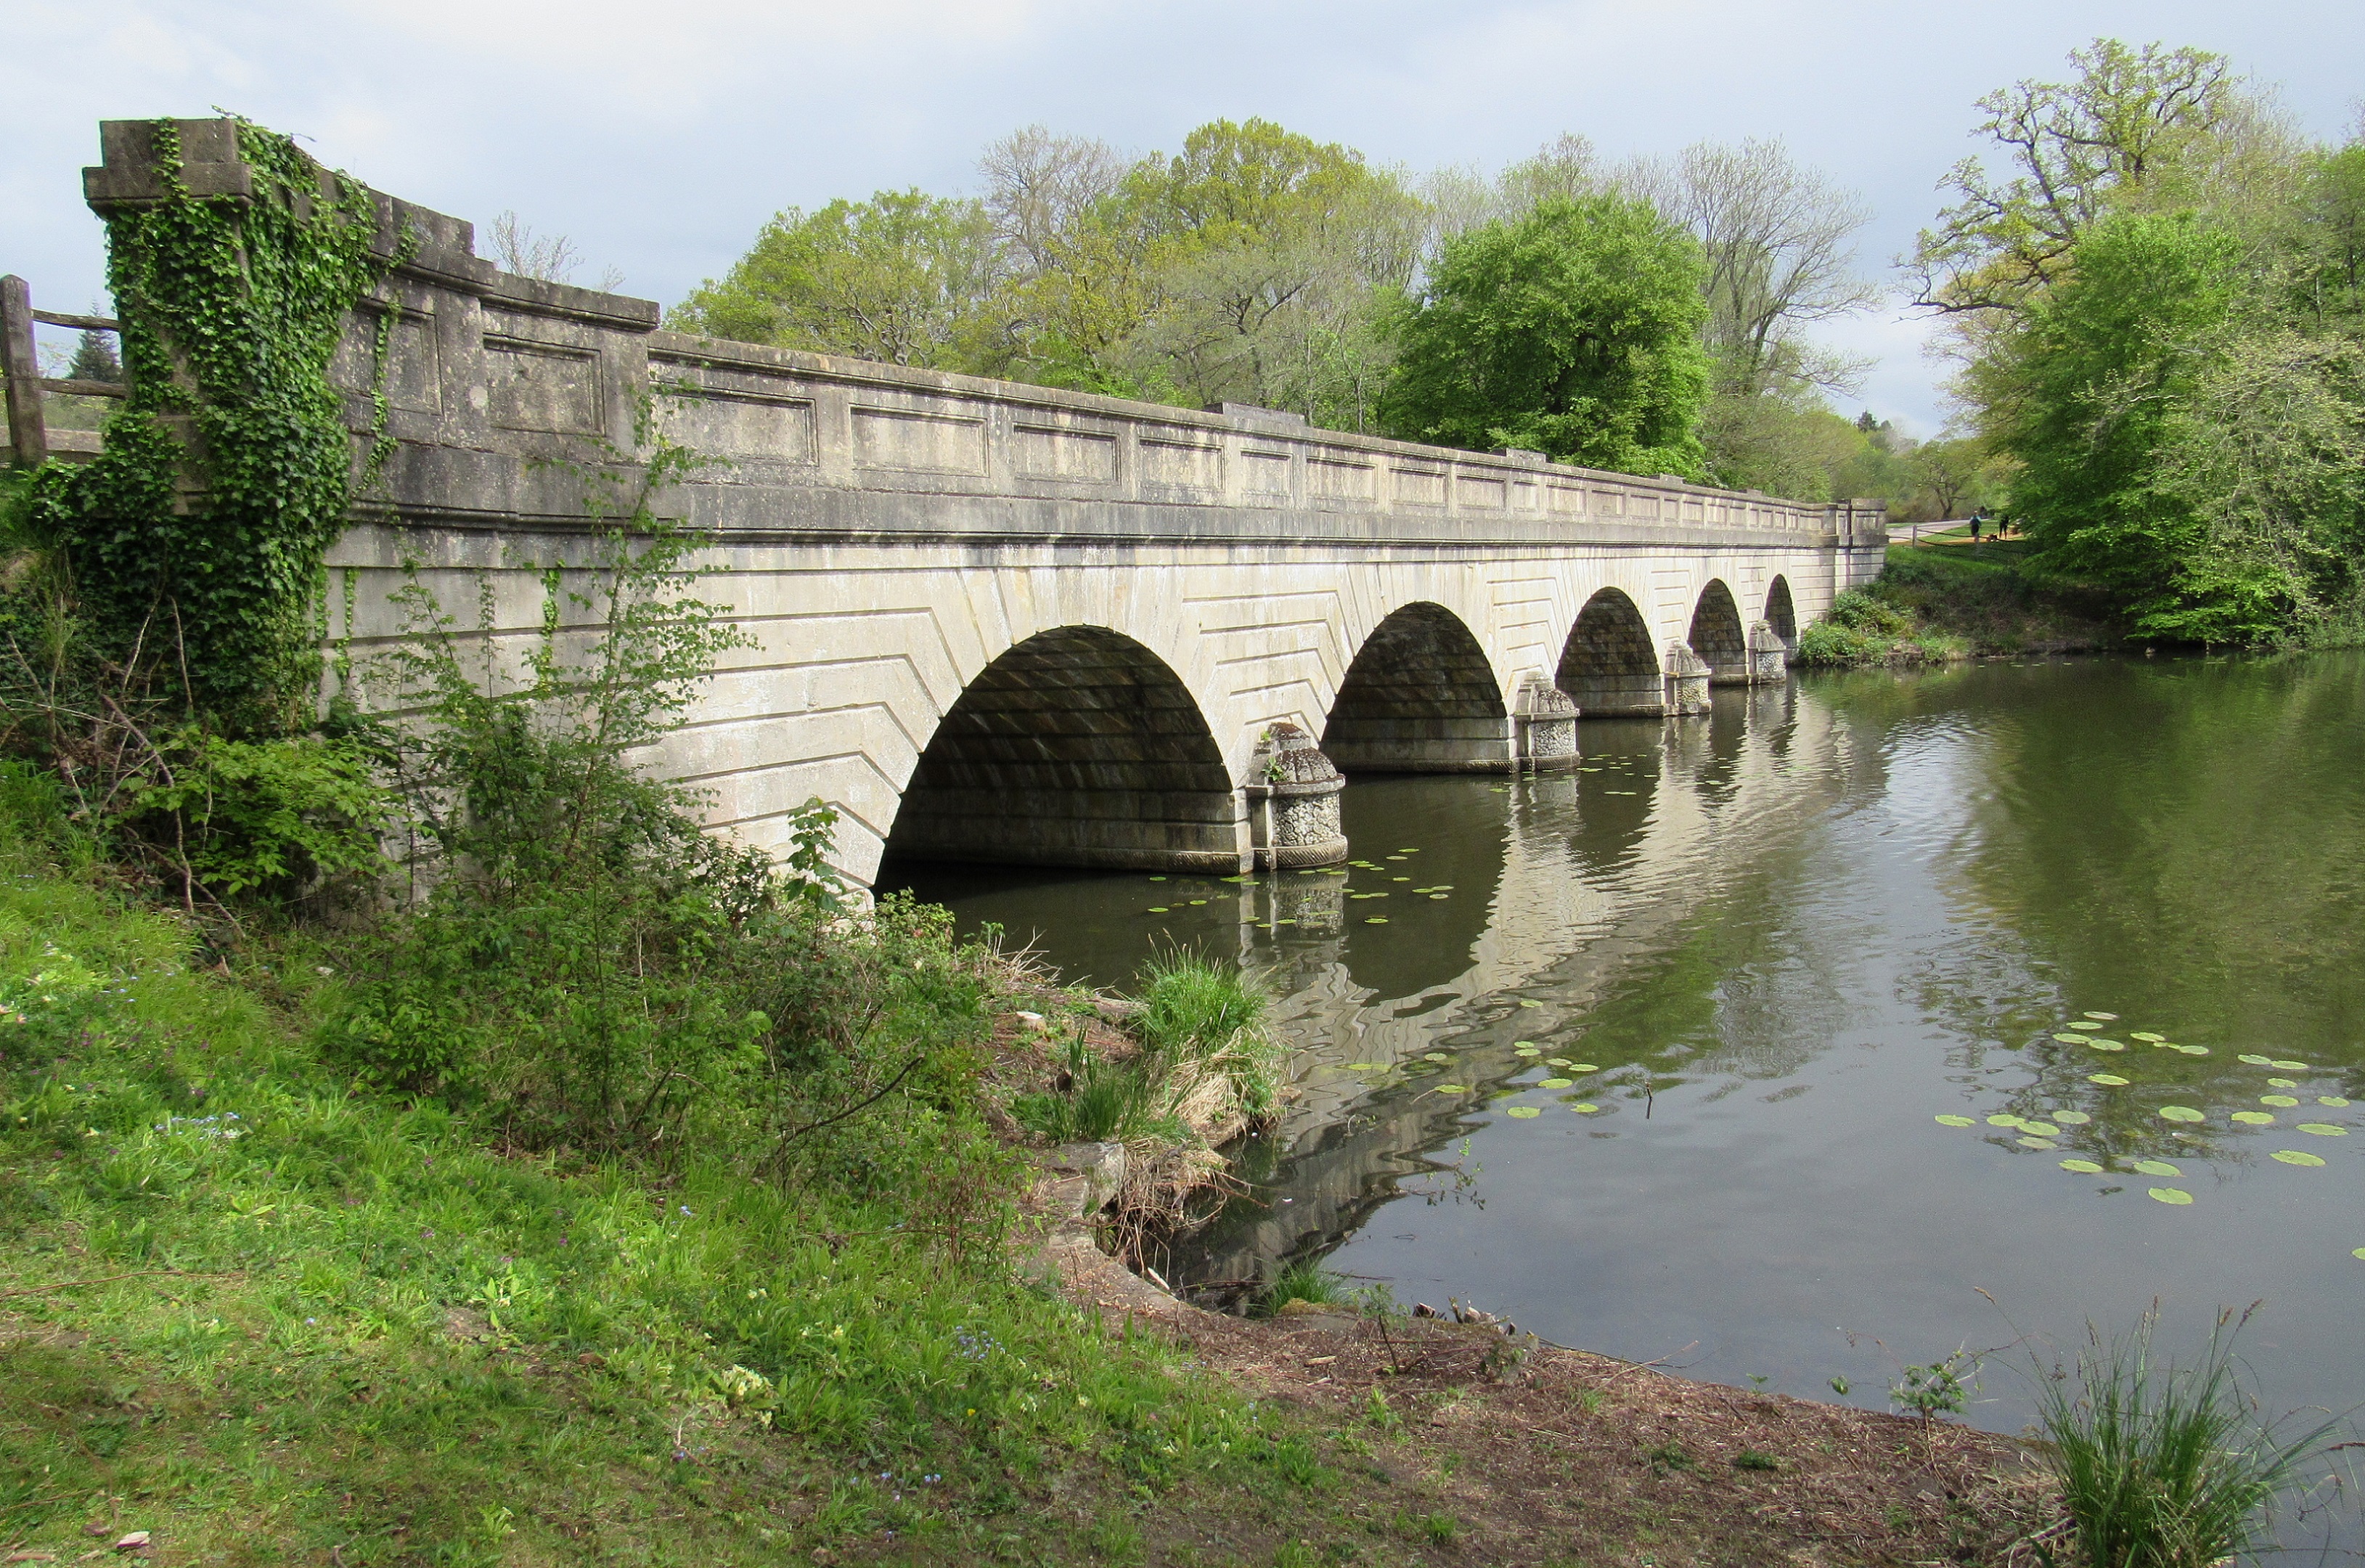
left=0, top=812, right=1354, bottom=1565
left=1797, top=543, right=2122, bottom=667
left=0, top=800, right=2081, bottom=1568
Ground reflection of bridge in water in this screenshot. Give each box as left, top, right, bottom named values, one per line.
left=1170, top=679, right=1883, bottom=1292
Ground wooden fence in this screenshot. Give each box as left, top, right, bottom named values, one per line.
left=1, top=274, right=123, bottom=466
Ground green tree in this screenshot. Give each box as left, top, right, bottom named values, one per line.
left=1378, top=196, right=1711, bottom=478
left=1981, top=213, right=2274, bottom=637
left=1119, top=118, right=1424, bottom=428
left=1910, top=39, right=2237, bottom=322
left=669, top=190, right=1007, bottom=371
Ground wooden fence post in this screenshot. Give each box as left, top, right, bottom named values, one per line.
left=1, top=274, right=47, bottom=468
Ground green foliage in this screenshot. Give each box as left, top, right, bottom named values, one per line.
left=669, top=189, right=1008, bottom=371
left=321, top=429, right=891, bottom=1158
left=28, top=117, right=402, bottom=727
left=123, top=729, right=393, bottom=899
left=0, top=830, right=1346, bottom=1562
left=1911, top=39, right=2237, bottom=317
left=1377, top=195, right=1712, bottom=478
left=1795, top=587, right=1971, bottom=668
left=2030, top=1309, right=2340, bottom=1568
left=1136, top=949, right=1282, bottom=1119
left=1985, top=210, right=2365, bottom=644
left=1890, top=1351, right=1976, bottom=1421
left=1259, top=1256, right=1352, bottom=1317
left=1919, top=44, right=2365, bottom=648
left=1871, top=544, right=2119, bottom=653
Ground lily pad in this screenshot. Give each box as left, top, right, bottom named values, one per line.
left=1506, top=1106, right=1542, bottom=1119
left=2132, top=1159, right=2182, bottom=1177
left=1986, top=1114, right=2025, bottom=1128
left=1147, top=906, right=1170, bottom=913
left=2239, top=1054, right=2274, bottom=1066
left=2231, top=1111, right=2276, bottom=1125
left=2089, top=1074, right=2131, bottom=1086
left=1539, top=1077, right=1574, bottom=1090
left=1188, top=899, right=1207, bottom=906
left=2148, top=1187, right=2194, bottom=1205
left=2085, top=1011, right=2120, bottom=1021
left=2131, top=1032, right=2165, bottom=1042
left=1518, top=1000, right=1543, bottom=1009
left=1147, top=875, right=1168, bottom=882
left=2271, top=1151, right=2327, bottom=1167
left=1545, top=1058, right=1574, bottom=1068
left=2158, top=1106, right=2205, bottom=1123
left=2053, top=1034, right=2094, bottom=1045
left=2260, top=1095, right=2300, bottom=1108
left=2176, top=1045, right=2210, bottom=1055
left=2060, top=1159, right=2105, bottom=1174
left=1423, top=1053, right=1453, bottom=1063
left=2022, top=1121, right=2061, bottom=1137
left=1570, top=1103, right=1600, bottom=1114
left=2017, top=1136, right=2059, bottom=1151
left=1431, top=1084, right=1469, bottom=1094
left=2353, top=1249, right=2365, bottom=1262
left=2319, top=1096, right=2350, bottom=1108
left=1568, top=1064, right=1601, bottom=1074
left=1364, top=917, right=1389, bottom=924
left=2051, top=1110, right=2093, bottom=1125
left=2088, top=1040, right=2128, bottom=1052
left=1344, top=1062, right=1392, bottom=1073
left=2298, top=1124, right=2348, bottom=1136
left=2268, top=1078, right=2300, bottom=1089
left=2271, top=1060, right=2308, bottom=1071
left=1935, top=1115, right=1977, bottom=1127
left=1514, top=1047, right=1543, bottom=1057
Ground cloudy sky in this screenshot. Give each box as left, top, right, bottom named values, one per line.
left=9, top=0, right=2358, bottom=435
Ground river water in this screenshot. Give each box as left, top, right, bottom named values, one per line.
left=883, top=654, right=2364, bottom=1450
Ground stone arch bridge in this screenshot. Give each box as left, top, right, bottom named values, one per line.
left=67, top=121, right=1892, bottom=889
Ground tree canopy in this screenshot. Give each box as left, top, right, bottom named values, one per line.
left=1933, top=40, right=2365, bottom=645
left=669, top=118, right=1879, bottom=488
left=1376, top=197, right=1712, bottom=478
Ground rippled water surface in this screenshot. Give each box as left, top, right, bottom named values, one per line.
left=883, top=654, right=2365, bottom=1440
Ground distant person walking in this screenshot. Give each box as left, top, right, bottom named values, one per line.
left=1968, top=510, right=1984, bottom=543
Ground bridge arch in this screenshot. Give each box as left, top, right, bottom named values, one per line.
left=1688, top=579, right=1751, bottom=685
left=1764, top=575, right=1797, bottom=648
left=881, top=625, right=1238, bottom=872
left=1322, top=602, right=1510, bottom=773
left=1556, top=588, right=1664, bottom=716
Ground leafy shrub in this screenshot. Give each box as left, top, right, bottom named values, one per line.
left=124, top=730, right=392, bottom=899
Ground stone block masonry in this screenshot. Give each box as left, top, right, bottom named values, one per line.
left=81, top=120, right=1890, bottom=888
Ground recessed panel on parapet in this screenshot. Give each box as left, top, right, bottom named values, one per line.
left=851, top=404, right=987, bottom=475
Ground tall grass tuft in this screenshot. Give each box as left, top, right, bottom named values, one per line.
left=1259, top=1255, right=1352, bottom=1316
left=1134, top=948, right=1281, bottom=1117
left=2032, top=1305, right=2340, bottom=1568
